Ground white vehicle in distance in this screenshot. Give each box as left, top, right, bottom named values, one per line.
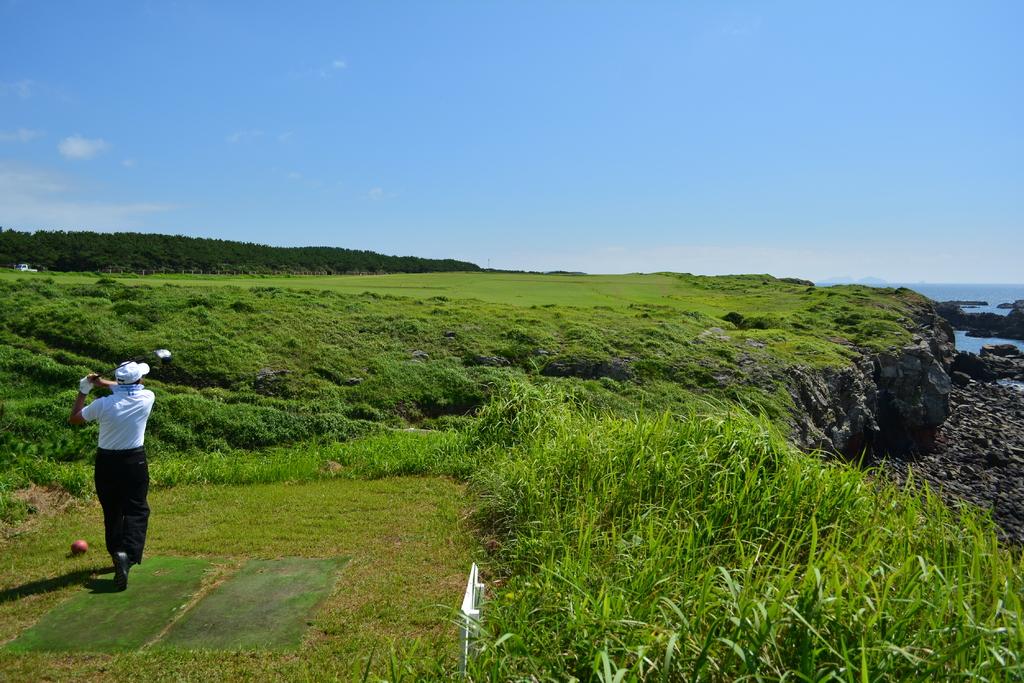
left=14, top=264, right=38, bottom=272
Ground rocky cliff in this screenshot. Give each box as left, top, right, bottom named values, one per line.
left=788, top=302, right=955, bottom=458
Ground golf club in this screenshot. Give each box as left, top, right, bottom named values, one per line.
left=105, top=348, right=173, bottom=377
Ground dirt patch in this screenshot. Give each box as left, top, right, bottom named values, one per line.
left=2, top=485, right=78, bottom=540
left=13, top=485, right=75, bottom=518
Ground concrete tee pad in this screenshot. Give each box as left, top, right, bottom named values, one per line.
left=159, top=557, right=346, bottom=650
left=7, top=557, right=210, bottom=652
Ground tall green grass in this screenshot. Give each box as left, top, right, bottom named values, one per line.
left=464, top=382, right=1023, bottom=680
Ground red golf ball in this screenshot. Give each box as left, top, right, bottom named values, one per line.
left=71, top=539, right=88, bottom=555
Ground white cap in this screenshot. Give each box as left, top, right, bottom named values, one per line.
left=115, top=361, right=150, bottom=384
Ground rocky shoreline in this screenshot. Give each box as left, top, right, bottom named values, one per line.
left=867, top=338, right=1024, bottom=544
left=936, top=300, right=1024, bottom=341
left=786, top=299, right=1024, bottom=544
left=880, top=379, right=1024, bottom=544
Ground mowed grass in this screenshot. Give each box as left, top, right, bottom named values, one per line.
left=0, top=271, right=686, bottom=308
left=0, top=476, right=475, bottom=681
left=0, top=269, right=910, bottom=318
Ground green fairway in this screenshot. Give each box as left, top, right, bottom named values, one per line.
left=0, top=269, right=815, bottom=311
left=7, top=557, right=209, bottom=652
left=161, top=557, right=346, bottom=650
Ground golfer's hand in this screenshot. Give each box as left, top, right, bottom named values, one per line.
left=78, top=376, right=94, bottom=394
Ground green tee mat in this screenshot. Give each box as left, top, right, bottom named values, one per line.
left=6, top=556, right=210, bottom=652
left=159, top=557, right=346, bottom=650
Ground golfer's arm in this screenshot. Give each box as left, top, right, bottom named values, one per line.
left=69, top=393, right=87, bottom=425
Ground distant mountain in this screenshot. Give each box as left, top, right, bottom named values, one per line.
left=0, top=228, right=481, bottom=274
left=817, top=276, right=890, bottom=286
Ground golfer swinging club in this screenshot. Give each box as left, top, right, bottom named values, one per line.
left=69, top=362, right=155, bottom=591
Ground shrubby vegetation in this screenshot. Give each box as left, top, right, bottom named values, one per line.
left=0, top=228, right=480, bottom=274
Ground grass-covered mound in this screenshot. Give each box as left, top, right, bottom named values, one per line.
left=465, top=383, right=1023, bottom=680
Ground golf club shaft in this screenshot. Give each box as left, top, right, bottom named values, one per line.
left=102, top=349, right=172, bottom=377
left=105, top=355, right=149, bottom=376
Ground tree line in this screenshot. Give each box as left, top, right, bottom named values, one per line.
left=0, top=229, right=481, bottom=274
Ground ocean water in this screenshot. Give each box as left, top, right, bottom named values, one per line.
left=898, top=283, right=1024, bottom=355
left=896, top=283, right=1024, bottom=316
left=953, top=331, right=1023, bottom=355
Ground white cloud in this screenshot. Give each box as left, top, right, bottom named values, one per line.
left=0, top=163, right=173, bottom=229
left=121, top=158, right=136, bottom=168
left=226, top=129, right=263, bottom=144
left=0, top=79, right=34, bottom=98
left=363, top=186, right=398, bottom=201
left=278, top=130, right=294, bottom=143
left=291, top=58, right=350, bottom=80
left=286, top=171, right=302, bottom=180
left=58, top=135, right=109, bottom=160
left=0, top=128, right=42, bottom=143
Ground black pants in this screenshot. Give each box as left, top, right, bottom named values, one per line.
left=94, top=447, right=150, bottom=565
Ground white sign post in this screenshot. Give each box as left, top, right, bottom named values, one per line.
left=458, top=562, right=484, bottom=675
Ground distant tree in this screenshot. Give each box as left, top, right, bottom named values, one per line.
left=0, top=229, right=482, bottom=274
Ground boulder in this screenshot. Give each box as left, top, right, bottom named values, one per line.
left=873, top=342, right=951, bottom=453
left=698, top=327, right=730, bottom=341
left=786, top=360, right=878, bottom=458
left=411, top=350, right=429, bottom=360
left=952, top=352, right=998, bottom=382
left=980, top=343, right=1021, bottom=358
left=470, top=355, right=511, bottom=367
left=254, top=368, right=291, bottom=395
left=542, top=357, right=633, bottom=382
left=951, top=371, right=972, bottom=387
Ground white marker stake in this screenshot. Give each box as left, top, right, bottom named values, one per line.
left=458, top=563, right=484, bottom=674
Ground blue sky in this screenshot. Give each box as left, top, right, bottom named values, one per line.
left=1, top=1, right=1021, bottom=281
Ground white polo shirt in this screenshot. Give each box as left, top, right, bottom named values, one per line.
left=81, top=384, right=156, bottom=450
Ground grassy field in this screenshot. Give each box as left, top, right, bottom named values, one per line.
left=0, top=271, right=924, bottom=526
left=0, top=476, right=473, bottom=680
left=0, top=271, right=688, bottom=308
left=0, top=269, right=918, bottom=316
left=2, top=270, right=1020, bottom=679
